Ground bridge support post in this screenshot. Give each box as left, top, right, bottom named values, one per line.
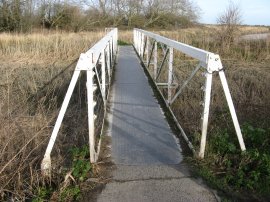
left=138, top=31, right=140, bottom=54
left=168, top=47, right=173, bottom=103
left=140, top=33, right=143, bottom=57
left=218, top=70, right=246, bottom=151
left=41, top=70, right=81, bottom=176
left=154, top=41, right=158, bottom=81
left=86, top=67, right=96, bottom=163
left=146, top=36, right=150, bottom=65
left=199, top=72, right=213, bottom=159
left=106, top=44, right=111, bottom=84
left=113, top=29, right=118, bottom=56
left=142, top=33, right=145, bottom=59
left=101, top=50, right=106, bottom=99
left=109, top=40, right=113, bottom=71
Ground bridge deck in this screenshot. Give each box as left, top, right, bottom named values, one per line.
left=110, top=45, right=182, bottom=165
left=97, top=46, right=217, bottom=202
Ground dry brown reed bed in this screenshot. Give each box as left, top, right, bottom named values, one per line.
left=0, top=31, right=104, bottom=61
left=0, top=31, right=103, bottom=200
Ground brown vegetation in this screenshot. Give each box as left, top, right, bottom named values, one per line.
left=0, top=32, right=103, bottom=200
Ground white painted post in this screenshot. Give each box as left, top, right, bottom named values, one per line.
left=141, top=33, right=144, bottom=58
left=136, top=30, right=138, bottom=51
left=199, top=72, right=213, bottom=158
left=115, top=29, right=118, bottom=54
left=138, top=32, right=142, bottom=56
left=41, top=70, right=81, bottom=175
left=87, top=68, right=96, bottom=163
left=101, top=50, right=106, bottom=99
left=154, top=41, right=158, bottom=81
left=133, top=30, right=135, bottom=48
left=139, top=32, right=142, bottom=56
left=219, top=70, right=246, bottom=151
left=136, top=31, right=138, bottom=53
left=168, top=47, right=173, bottom=103
left=109, top=39, right=113, bottom=67
left=134, top=30, right=136, bottom=51
left=112, top=30, right=115, bottom=56
left=106, top=44, right=111, bottom=82
left=146, top=36, right=149, bottom=64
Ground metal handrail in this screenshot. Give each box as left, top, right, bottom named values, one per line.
left=134, top=28, right=246, bottom=158
left=41, top=28, right=118, bottom=176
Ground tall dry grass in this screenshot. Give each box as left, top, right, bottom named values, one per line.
left=0, top=31, right=104, bottom=62
left=0, top=31, right=102, bottom=200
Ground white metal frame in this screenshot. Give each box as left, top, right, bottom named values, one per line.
left=134, top=28, right=246, bottom=158
left=41, top=28, right=118, bottom=176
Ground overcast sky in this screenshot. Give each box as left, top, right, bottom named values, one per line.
left=195, top=0, right=270, bottom=25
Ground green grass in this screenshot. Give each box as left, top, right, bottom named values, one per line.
left=32, top=187, right=53, bottom=202
left=117, top=40, right=131, bottom=46
left=60, top=185, right=81, bottom=202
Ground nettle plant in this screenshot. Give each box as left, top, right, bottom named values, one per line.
left=70, top=145, right=92, bottom=182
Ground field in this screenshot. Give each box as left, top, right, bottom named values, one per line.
left=0, top=25, right=270, bottom=201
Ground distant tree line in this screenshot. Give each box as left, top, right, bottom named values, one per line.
left=0, top=0, right=200, bottom=32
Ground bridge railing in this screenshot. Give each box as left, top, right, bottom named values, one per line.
left=41, top=28, right=118, bottom=176
left=133, top=28, right=246, bottom=158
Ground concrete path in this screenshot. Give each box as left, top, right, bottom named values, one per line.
left=97, top=46, right=218, bottom=202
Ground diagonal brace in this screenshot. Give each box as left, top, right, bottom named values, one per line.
left=156, top=48, right=169, bottom=81
left=147, top=40, right=156, bottom=68
left=170, top=63, right=202, bottom=105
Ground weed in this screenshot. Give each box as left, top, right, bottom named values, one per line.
left=32, top=187, right=53, bottom=202
left=70, top=145, right=92, bottom=182
left=193, top=123, right=270, bottom=200
left=60, top=185, right=81, bottom=202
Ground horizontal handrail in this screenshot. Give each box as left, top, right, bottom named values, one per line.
left=86, top=28, right=118, bottom=63
left=134, top=28, right=213, bottom=66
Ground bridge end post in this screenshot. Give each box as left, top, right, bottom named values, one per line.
left=86, top=62, right=96, bottom=163
left=199, top=72, right=213, bottom=159
left=154, top=41, right=158, bottom=81
left=41, top=155, right=51, bottom=177
left=168, top=47, right=174, bottom=103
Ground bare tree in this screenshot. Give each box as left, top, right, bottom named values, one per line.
left=0, top=0, right=201, bottom=31
left=217, top=1, right=242, bottom=45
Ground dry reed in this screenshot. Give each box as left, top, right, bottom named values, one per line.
left=0, top=31, right=104, bottom=62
